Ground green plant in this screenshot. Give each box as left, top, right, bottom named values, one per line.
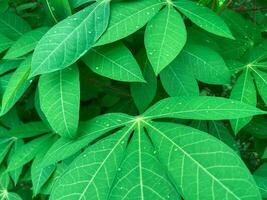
left=0, top=0, right=267, bottom=199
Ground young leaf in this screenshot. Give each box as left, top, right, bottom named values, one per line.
left=145, top=6, right=186, bottom=74
left=38, top=65, right=80, bottom=138
left=1, top=56, right=33, bottom=116
left=30, top=1, right=110, bottom=76
left=50, top=125, right=134, bottom=200
left=146, top=121, right=261, bottom=200
left=0, top=33, right=13, bottom=54
left=173, top=0, right=233, bottom=39
left=130, top=50, right=157, bottom=113
left=143, top=96, right=265, bottom=120
left=230, top=68, right=257, bottom=134
left=41, top=113, right=134, bottom=166
left=160, top=55, right=199, bottom=97
left=109, top=127, right=179, bottom=199
left=181, top=44, right=231, bottom=84
left=83, top=42, right=145, bottom=82
left=4, top=27, right=49, bottom=59
left=0, top=11, right=31, bottom=40
left=96, top=0, right=164, bottom=46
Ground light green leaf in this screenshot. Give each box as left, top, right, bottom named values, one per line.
left=0, top=11, right=31, bottom=40
left=143, top=96, right=265, bottom=120
left=160, top=54, right=199, bottom=97
left=4, top=27, right=49, bottom=59
left=50, top=125, right=134, bottom=200
left=146, top=121, right=261, bottom=200
left=83, top=42, right=145, bottom=82
left=230, top=68, right=256, bottom=134
left=252, top=68, right=267, bottom=105
left=41, top=113, right=134, bottom=167
left=0, top=138, right=14, bottom=165
left=174, top=0, right=233, bottom=39
left=38, top=65, right=80, bottom=138
left=0, top=122, right=51, bottom=139
left=70, top=0, right=93, bottom=9
left=145, top=6, right=186, bottom=74
left=30, top=1, right=110, bottom=76
left=109, top=126, right=179, bottom=199
left=181, top=44, right=231, bottom=84
left=7, top=134, right=53, bottom=171
left=1, top=56, right=33, bottom=116
left=95, top=0, right=164, bottom=46
left=130, top=50, right=157, bottom=113
left=0, top=34, right=13, bottom=54
left=0, top=192, right=22, bottom=200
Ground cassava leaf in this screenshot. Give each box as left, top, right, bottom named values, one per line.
left=145, top=5, right=186, bottom=74
left=0, top=34, right=13, bottom=54
left=146, top=121, right=261, bottom=200
left=95, top=0, right=164, bottom=46
left=38, top=65, right=80, bottom=138
left=174, top=0, right=233, bottom=39
left=252, top=68, right=267, bottom=105
left=30, top=1, right=110, bottom=76
left=83, top=42, right=145, bottom=82
left=143, top=96, right=265, bottom=120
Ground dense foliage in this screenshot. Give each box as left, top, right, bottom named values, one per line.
left=0, top=0, right=267, bottom=199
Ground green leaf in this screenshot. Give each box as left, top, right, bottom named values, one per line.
left=252, top=68, right=267, bottom=105
left=146, top=121, right=261, bottom=200
left=0, top=60, right=22, bottom=75
left=0, top=192, right=22, bottom=200
left=130, top=50, right=157, bottom=113
left=0, top=11, right=31, bottom=40
left=181, top=44, right=231, bottom=84
left=70, top=0, right=93, bottom=9
left=145, top=6, right=186, bottom=74
left=160, top=54, right=199, bottom=97
left=4, top=27, right=49, bottom=59
left=230, top=68, right=257, bottom=134
left=253, top=163, right=267, bottom=198
left=50, top=125, right=134, bottom=200
left=30, top=1, right=110, bottom=76
left=95, top=0, right=164, bottom=46
left=1, top=56, right=33, bottom=116
left=83, top=42, right=145, bottom=82
left=7, top=134, right=53, bottom=171
left=0, top=33, right=13, bottom=54
left=41, top=0, right=72, bottom=23
left=0, top=122, right=51, bottom=139
left=0, top=138, right=14, bottom=165
left=31, top=140, right=56, bottom=196
left=38, top=65, right=80, bottom=138
left=109, top=126, right=179, bottom=199
left=174, top=0, right=233, bottom=39
left=41, top=113, right=134, bottom=167
left=143, top=96, right=265, bottom=120
left=244, top=117, right=267, bottom=138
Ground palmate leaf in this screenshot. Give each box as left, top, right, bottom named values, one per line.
left=4, top=27, right=49, bottom=59
left=252, top=68, right=267, bottom=105
left=95, top=0, right=164, bottom=46
left=0, top=34, right=13, bottom=54
left=109, top=127, right=180, bottom=200
left=49, top=96, right=263, bottom=199
left=50, top=125, right=134, bottom=200
left=41, top=113, right=134, bottom=167
left=145, top=121, right=261, bottom=200
left=38, top=65, right=80, bottom=138
left=230, top=68, right=257, bottom=134
left=83, top=42, right=145, bottom=82
left=30, top=1, right=110, bottom=76
left=253, top=163, right=267, bottom=198
left=144, top=5, right=186, bottom=75
left=173, top=0, right=233, bottom=39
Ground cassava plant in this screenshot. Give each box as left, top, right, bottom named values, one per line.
left=1, top=0, right=267, bottom=199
